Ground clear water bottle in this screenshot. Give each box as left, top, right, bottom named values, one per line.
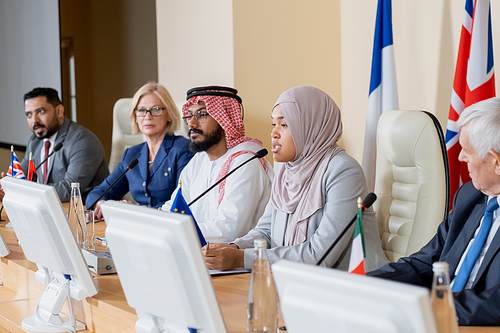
left=247, top=239, right=279, bottom=333
left=68, top=182, right=88, bottom=249
left=431, top=262, right=459, bottom=333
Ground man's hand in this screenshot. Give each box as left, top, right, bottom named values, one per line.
left=203, top=243, right=245, bottom=271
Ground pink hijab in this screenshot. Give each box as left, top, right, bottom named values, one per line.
left=270, top=86, right=344, bottom=245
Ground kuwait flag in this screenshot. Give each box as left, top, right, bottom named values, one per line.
left=362, top=0, right=399, bottom=191
left=348, top=200, right=366, bottom=275
left=27, top=153, right=38, bottom=182
left=446, top=0, right=495, bottom=209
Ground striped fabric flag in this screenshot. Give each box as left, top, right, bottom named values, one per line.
left=27, top=153, right=38, bottom=182
left=349, top=198, right=366, bottom=275
left=362, top=0, right=399, bottom=191
left=446, top=0, right=495, bottom=209
left=170, top=187, right=207, bottom=247
left=6, top=147, right=25, bottom=180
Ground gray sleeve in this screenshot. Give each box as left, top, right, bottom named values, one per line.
left=254, top=154, right=368, bottom=269
left=52, top=128, right=107, bottom=202
left=232, top=201, right=274, bottom=269
left=19, top=138, right=33, bottom=174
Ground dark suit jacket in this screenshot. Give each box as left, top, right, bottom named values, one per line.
left=85, top=134, right=193, bottom=209
left=20, top=117, right=109, bottom=202
left=368, top=181, right=500, bottom=326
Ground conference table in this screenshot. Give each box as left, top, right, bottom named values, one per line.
left=0, top=205, right=498, bottom=333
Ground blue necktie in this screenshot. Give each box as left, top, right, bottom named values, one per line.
left=452, top=198, right=499, bottom=292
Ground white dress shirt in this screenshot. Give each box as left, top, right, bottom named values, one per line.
left=39, top=133, right=57, bottom=182
left=162, top=141, right=274, bottom=243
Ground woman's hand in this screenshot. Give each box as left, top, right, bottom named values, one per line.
left=93, top=199, right=132, bottom=221
left=93, top=200, right=106, bottom=221
left=203, top=243, right=245, bottom=271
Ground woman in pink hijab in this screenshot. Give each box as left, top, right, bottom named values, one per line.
left=204, top=86, right=388, bottom=271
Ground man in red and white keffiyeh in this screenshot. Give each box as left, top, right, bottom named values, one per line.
left=162, top=86, right=273, bottom=243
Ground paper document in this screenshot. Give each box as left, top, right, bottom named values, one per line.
left=209, top=267, right=250, bottom=275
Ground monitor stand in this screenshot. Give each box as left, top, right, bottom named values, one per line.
left=22, top=275, right=87, bottom=332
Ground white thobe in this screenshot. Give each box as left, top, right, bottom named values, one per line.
left=162, top=141, right=274, bottom=243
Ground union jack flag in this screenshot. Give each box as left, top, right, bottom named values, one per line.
left=446, top=0, right=495, bottom=209
left=6, top=147, right=25, bottom=180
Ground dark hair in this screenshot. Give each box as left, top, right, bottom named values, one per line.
left=23, top=87, right=62, bottom=107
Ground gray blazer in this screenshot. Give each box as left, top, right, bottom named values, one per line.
left=20, top=117, right=109, bottom=202
left=233, top=151, right=389, bottom=271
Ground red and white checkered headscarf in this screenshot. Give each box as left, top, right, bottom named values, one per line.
left=182, top=89, right=261, bottom=149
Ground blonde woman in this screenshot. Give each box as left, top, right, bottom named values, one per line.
left=87, top=82, right=194, bottom=220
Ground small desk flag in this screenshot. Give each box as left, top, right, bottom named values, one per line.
left=348, top=198, right=366, bottom=275
left=6, top=146, right=25, bottom=180
left=170, top=188, right=207, bottom=247
left=27, top=153, right=38, bottom=182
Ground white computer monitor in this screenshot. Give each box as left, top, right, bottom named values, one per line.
left=272, top=260, right=438, bottom=333
left=101, top=201, right=226, bottom=333
left=0, top=177, right=98, bottom=332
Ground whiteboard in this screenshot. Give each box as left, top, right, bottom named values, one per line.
left=0, top=0, right=61, bottom=146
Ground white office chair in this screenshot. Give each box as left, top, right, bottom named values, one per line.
left=374, top=110, right=450, bottom=262
left=108, top=98, right=146, bottom=172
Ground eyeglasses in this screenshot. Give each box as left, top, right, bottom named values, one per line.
left=134, top=106, right=165, bottom=117
left=182, top=109, right=210, bottom=124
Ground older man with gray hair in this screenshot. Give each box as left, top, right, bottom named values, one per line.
left=368, top=97, right=500, bottom=326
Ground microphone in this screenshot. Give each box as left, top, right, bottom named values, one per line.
left=315, top=193, right=377, bottom=266
left=36, top=142, right=63, bottom=170
left=86, top=158, right=139, bottom=210
left=188, top=148, right=268, bottom=207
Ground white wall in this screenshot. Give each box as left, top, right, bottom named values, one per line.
left=156, top=0, right=500, bottom=164
left=156, top=0, right=234, bottom=105
left=341, top=0, right=500, bottom=162
left=0, top=0, right=61, bottom=146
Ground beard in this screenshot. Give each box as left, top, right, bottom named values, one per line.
left=189, top=125, right=225, bottom=153
left=33, top=114, right=61, bottom=139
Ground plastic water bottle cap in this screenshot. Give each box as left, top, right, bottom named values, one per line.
left=71, top=182, right=80, bottom=188
left=254, top=239, right=267, bottom=248
left=432, top=261, right=449, bottom=273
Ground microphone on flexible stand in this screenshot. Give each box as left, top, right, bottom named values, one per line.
left=35, top=142, right=63, bottom=170
left=188, top=148, right=268, bottom=207
left=315, top=193, right=377, bottom=266
left=86, top=158, right=139, bottom=211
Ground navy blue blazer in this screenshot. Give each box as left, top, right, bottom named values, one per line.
left=86, top=134, right=193, bottom=209
left=369, top=181, right=500, bottom=326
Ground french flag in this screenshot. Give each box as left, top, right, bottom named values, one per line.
left=362, top=0, right=399, bottom=191
left=446, top=0, right=495, bottom=209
